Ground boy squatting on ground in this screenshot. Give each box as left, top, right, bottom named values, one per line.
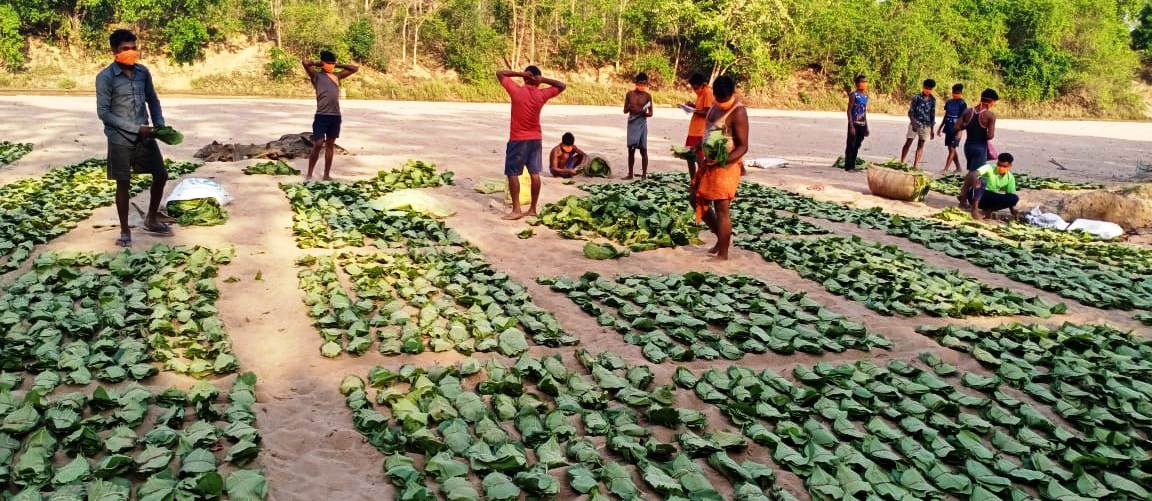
left=549, top=132, right=587, bottom=178
left=303, top=50, right=358, bottom=181
left=497, top=66, right=567, bottom=220
left=938, top=83, right=967, bottom=174
left=623, top=72, right=653, bottom=180
left=961, top=152, right=1020, bottom=221
left=96, top=28, right=171, bottom=248
left=899, top=79, right=937, bottom=167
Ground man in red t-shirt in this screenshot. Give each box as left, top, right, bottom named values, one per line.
left=496, top=66, right=566, bottom=220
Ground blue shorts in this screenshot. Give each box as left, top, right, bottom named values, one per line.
left=312, top=114, right=342, bottom=140
left=505, top=140, right=543, bottom=177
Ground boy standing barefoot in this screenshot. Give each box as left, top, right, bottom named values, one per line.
left=623, top=72, right=653, bottom=180
left=303, top=50, right=358, bottom=181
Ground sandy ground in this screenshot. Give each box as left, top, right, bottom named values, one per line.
left=0, top=96, right=1150, bottom=500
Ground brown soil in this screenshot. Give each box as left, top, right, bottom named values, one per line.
left=0, top=96, right=1149, bottom=500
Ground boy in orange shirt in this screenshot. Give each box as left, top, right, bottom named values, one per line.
left=682, top=73, right=713, bottom=177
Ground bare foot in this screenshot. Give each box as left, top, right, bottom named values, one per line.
left=322, top=176, right=332, bottom=181
left=525, top=209, right=538, bottom=217
left=304, top=176, right=312, bottom=181
left=707, top=245, right=720, bottom=255
left=708, top=254, right=729, bottom=261
left=623, top=175, right=634, bottom=180
left=502, top=212, right=525, bottom=221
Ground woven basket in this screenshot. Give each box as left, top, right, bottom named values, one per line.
left=867, top=165, right=930, bottom=202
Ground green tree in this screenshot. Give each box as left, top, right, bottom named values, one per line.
left=0, top=4, right=24, bottom=70
left=346, top=17, right=376, bottom=62
left=165, top=17, right=210, bottom=63
left=1133, top=2, right=1152, bottom=55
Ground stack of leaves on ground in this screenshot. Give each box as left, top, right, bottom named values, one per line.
left=0, top=372, right=267, bottom=499
left=341, top=351, right=797, bottom=500
left=0, top=245, right=239, bottom=380
left=931, top=174, right=1102, bottom=196
left=537, top=175, right=701, bottom=252
left=281, top=160, right=461, bottom=248
left=737, top=182, right=1152, bottom=311
left=739, top=235, right=1066, bottom=317
left=242, top=160, right=299, bottom=175
left=932, top=208, right=1152, bottom=275
left=677, top=358, right=1151, bottom=500
left=918, top=322, right=1152, bottom=443
left=540, top=271, right=891, bottom=363
left=0, top=141, right=32, bottom=167
left=296, top=247, right=577, bottom=358
left=0, top=158, right=200, bottom=273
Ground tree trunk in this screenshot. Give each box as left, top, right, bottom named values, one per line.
left=511, top=1, right=521, bottom=67
left=271, top=0, right=283, bottom=48
left=528, top=0, right=536, bottom=63
left=615, top=0, right=627, bottom=70
left=401, top=7, right=409, bottom=66
left=413, top=21, right=421, bottom=68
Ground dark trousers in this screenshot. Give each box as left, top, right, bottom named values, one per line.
left=844, top=124, right=867, bottom=170
left=968, top=187, right=1019, bottom=212
left=964, top=141, right=989, bottom=171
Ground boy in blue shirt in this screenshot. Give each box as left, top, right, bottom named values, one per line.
left=938, top=83, right=967, bottom=174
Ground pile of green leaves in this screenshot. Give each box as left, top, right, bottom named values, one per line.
left=583, top=157, right=611, bottom=177
left=166, top=198, right=228, bottom=226
left=537, top=178, right=701, bottom=252
left=582, top=241, right=628, bottom=260
left=732, top=182, right=1152, bottom=311
left=0, top=141, right=32, bottom=167
left=342, top=351, right=796, bottom=500
left=152, top=126, right=184, bottom=146
left=0, top=372, right=267, bottom=499
left=281, top=160, right=461, bottom=249
left=0, top=158, right=199, bottom=273
left=832, top=156, right=866, bottom=170
left=541, top=271, right=891, bottom=363
left=870, top=159, right=916, bottom=172
left=242, top=160, right=300, bottom=175
left=931, top=174, right=1102, bottom=196
left=296, top=247, right=576, bottom=358
left=679, top=358, right=1151, bottom=500
left=0, top=245, right=239, bottom=380
left=919, top=322, right=1152, bottom=441
left=739, top=235, right=1066, bottom=317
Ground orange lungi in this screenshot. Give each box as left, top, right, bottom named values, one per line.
left=692, top=161, right=741, bottom=223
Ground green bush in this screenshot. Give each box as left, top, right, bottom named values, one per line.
left=165, top=17, right=210, bottom=64
left=0, top=4, right=24, bottom=71
left=632, top=53, right=674, bottom=85
left=266, top=47, right=296, bottom=81
left=1133, top=3, right=1152, bottom=56
left=346, top=17, right=375, bottom=63
left=281, top=2, right=350, bottom=62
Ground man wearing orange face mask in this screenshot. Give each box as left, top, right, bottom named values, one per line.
left=96, top=29, right=171, bottom=248
left=302, top=51, right=359, bottom=181
left=623, top=72, right=653, bottom=180
left=692, top=75, right=748, bottom=261
left=549, top=132, right=587, bottom=178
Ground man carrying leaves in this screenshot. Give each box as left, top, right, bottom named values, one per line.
left=96, top=29, right=172, bottom=247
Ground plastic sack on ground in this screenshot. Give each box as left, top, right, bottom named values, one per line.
left=162, top=178, right=232, bottom=226
left=1066, top=219, right=1124, bottom=240
left=474, top=178, right=505, bottom=194
left=504, top=171, right=533, bottom=207
left=867, top=165, right=930, bottom=202
left=368, top=189, right=455, bottom=218
left=1024, top=207, right=1069, bottom=229
left=747, top=158, right=789, bottom=169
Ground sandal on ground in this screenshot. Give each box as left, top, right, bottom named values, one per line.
left=142, top=222, right=174, bottom=236
left=116, top=233, right=132, bottom=248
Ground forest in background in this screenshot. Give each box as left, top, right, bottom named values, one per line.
left=2, top=0, right=1152, bottom=118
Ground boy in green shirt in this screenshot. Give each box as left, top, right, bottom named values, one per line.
left=964, top=152, right=1019, bottom=220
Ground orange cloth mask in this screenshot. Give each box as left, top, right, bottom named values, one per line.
left=561, top=145, right=574, bottom=153
left=635, top=83, right=648, bottom=92
left=114, top=50, right=140, bottom=66
left=322, top=63, right=336, bottom=73
left=715, top=97, right=737, bottom=111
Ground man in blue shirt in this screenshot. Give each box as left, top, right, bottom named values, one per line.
left=96, top=29, right=171, bottom=247
left=899, top=79, right=936, bottom=168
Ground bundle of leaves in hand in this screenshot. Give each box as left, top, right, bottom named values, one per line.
left=541, top=271, right=891, bottom=363
left=670, top=146, right=696, bottom=161
left=832, top=156, right=866, bottom=170
left=166, top=198, right=228, bottom=226
left=0, top=245, right=239, bottom=380
left=152, top=126, right=184, bottom=145
left=0, top=372, right=267, bottom=499
left=0, top=158, right=199, bottom=274
left=702, top=130, right=729, bottom=164
left=281, top=160, right=461, bottom=248
left=582, top=241, right=628, bottom=260
left=678, top=357, right=1152, bottom=500
left=0, top=140, right=32, bottom=166
left=342, top=352, right=785, bottom=500
left=296, top=246, right=576, bottom=358
left=243, top=160, right=300, bottom=175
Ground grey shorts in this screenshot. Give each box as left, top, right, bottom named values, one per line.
left=906, top=123, right=930, bottom=141
left=107, top=139, right=166, bottom=182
